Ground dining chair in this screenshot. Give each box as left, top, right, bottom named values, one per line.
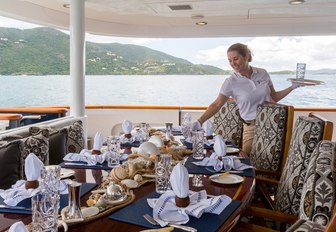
left=213, top=99, right=244, bottom=148
left=234, top=140, right=336, bottom=232
left=249, top=102, right=294, bottom=181
left=252, top=113, right=333, bottom=212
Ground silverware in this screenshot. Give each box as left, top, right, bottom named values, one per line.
left=143, top=214, right=197, bottom=232
left=0, top=204, right=31, bottom=211
left=64, top=162, right=103, bottom=167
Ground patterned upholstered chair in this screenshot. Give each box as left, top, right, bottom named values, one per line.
left=234, top=140, right=336, bottom=232
left=213, top=99, right=244, bottom=148
left=275, top=114, right=333, bottom=216
left=250, top=102, right=294, bottom=178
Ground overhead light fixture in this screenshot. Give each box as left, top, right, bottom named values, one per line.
left=196, top=21, right=207, bottom=26
left=191, top=14, right=204, bottom=20
left=288, top=0, right=305, bottom=5
left=63, top=4, right=70, bottom=8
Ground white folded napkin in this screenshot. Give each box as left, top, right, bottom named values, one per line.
left=25, top=153, right=44, bottom=181
left=203, top=120, right=214, bottom=136
left=148, top=190, right=232, bottom=227
left=147, top=162, right=232, bottom=227
left=193, top=135, right=253, bottom=171
left=170, top=163, right=189, bottom=198
left=0, top=179, right=69, bottom=206
left=93, top=132, right=103, bottom=151
left=8, top=221, right=28, bottom=232
left=63, top=149, right=108, bottom=165
left=122, top=120, right=133, bottom=134
left=0, top=153, right=68, bottom=206
left=213, top=135, right=226, bottom=157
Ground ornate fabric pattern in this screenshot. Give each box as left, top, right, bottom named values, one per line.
left=275, top=116, right=324, bottom=216
left=213, top=101, right=244, bottom=147
left=20, top=127, right=49, bottom=179
left=299, top=141, right=336, bottom=226
left=286, top=219, right=325, bottom=232
left=66, top=120, right=85, bottom=153
left=250, top=103, right=287, bottom=172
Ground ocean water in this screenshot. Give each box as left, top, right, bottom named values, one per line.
left=0, top=74, right=335, bottom=108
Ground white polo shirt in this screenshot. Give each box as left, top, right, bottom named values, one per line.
left=219, top=66, right=273, bottom=121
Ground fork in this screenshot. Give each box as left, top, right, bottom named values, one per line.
left=143, top=214, right=197, bottom=232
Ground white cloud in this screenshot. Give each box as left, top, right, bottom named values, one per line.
left=0, top=16, right=40, bottom=29
left=194, top=36, right=336, bottom=71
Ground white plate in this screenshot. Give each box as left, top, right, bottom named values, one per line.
left=226, top=147, right=240, bottom=154
left=60, top=168, right=75, bottom=179
left=210, top=173, right=244, bottom=184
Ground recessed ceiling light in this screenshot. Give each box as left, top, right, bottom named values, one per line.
left=191, top=15, right=204, bottom=20
left=196, top=21, right=207, bottom=26
left=289, top=0, right=305, bottom=5
left=63, top=4, right=70, bottom=8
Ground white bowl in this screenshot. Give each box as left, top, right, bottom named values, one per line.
left=148, top=135, right=164, bottom=148
left=138, top=141, right=159, bottom=156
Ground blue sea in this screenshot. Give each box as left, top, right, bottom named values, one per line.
left=0, top=74, right=335, bottom=108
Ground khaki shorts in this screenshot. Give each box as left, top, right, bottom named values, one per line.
left=242, top=123, right=256, bottom=155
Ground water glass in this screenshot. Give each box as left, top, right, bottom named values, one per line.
left=107, top=136, right=121, bottom=167
left=296, top=63, right=306, bottom=79
left=32, top=192, right=58, bottom=232
left=40, top=165, right=61, bottom=209
left=139, top=122, right=149, bottom=143
left=155, top=154, right=172, bottom=194
left=192, top=131, right=205, bottom=160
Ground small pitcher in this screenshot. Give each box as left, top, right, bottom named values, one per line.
left=67, top=181, right=84, bottom=220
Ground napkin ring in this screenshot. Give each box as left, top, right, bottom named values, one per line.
left=92, top=150, right=101, bottom=155
left=25, top=180, right=39, bottom=189
left=206, top=135, right=213, bottom=140
left=175, top=196, right=190, bottom=208
left=124, top=133, right=132, bottom=139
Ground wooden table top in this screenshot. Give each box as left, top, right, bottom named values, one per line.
left=0, top=153, right=255, bottom=232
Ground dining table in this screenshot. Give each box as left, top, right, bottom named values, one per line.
left=0, top=144, right=255, bottom=232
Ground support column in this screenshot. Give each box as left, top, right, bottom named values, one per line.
left=70, top=0, right=85, bottom=117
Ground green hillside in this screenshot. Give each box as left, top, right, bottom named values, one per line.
left=0, top=27, right=225, bottom=75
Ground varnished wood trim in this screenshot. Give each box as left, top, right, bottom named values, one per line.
left=309, top=112, right=334, bottom=140
left=0, top=107, right=68, bottom=114
left=0, top=113, right=23, bottom=120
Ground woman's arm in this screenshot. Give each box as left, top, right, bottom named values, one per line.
left=269, top=85, right=293, bottom=103
left=198, top=94, right=229, bottom=124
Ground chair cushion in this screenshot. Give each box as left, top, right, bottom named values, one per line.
left=275, top=116, right=324, bottom=216
left=250, top=103, right=287, bottom=172
left=20, top=127, right=49, bottom=179
left=299, top=141, right=336, bottom=226
left=66, top=120, right=85, bottom=153
left=30, top=126, right=68, bottom=165
left=213, top=101, right=243, bottom=147
left=286, top=219, right=325, bottom=232
left=0, top=140, right=22, bottom=189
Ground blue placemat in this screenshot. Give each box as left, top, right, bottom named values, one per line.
left=0, top=182, right=97, bottom=214
left=121, top=140, right=140, bottom=148
left=109, top=191, right=241, bottom=232
left=60, top=161, right=111, bottom=170
left=184, top=156, right=254, bottom=177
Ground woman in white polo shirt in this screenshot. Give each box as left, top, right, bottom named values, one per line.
left=193, top=43, right=303, bottom=154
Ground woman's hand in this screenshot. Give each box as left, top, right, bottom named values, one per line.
left=291, top=81, right=314, bottom=89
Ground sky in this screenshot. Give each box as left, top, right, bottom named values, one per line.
left=1, top=16, right=336, bottom=72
